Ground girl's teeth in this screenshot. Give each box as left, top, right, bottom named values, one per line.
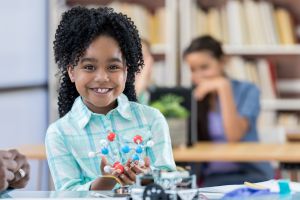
left=96, top=88, right=109, bottom=93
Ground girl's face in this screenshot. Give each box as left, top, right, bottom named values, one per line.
left=185, top=51, right=224, bottom=84
left=68, top=35, right=127, bottom=114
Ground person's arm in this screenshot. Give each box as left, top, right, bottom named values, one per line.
left=147, top=109, right=176, bottom=171
left=217, top=79, right=249, bottom=142
left=193, top=77, right=251, bottom=142
left=46, top=125, right=97, bottom=191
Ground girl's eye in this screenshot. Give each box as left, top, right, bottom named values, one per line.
left=83, top=65, right=95, bottom=71
left=108, top=65, right=120, bottom=71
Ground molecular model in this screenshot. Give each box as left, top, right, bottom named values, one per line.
left=88, top=132, right=154, bottom=174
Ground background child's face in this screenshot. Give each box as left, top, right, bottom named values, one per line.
left=185, top=51, right=224, bottom=84
left=68, top=35, right=127, bottom=114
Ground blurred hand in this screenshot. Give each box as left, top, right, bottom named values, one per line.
left=193, top=77, right=228, bottom=100
left=0, top=150, right=17, bottom=192
left=8, top=149, right=30, bottom=189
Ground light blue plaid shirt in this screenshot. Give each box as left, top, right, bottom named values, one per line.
left=46, top=93, right=176, bottom=191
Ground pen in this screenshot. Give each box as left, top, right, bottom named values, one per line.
left=244, top=182, right=267, bottom=190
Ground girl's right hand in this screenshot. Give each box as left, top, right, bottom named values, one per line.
left=90, top=156, right=119, bottom=190
left=90, top=156, right=135, bottom=190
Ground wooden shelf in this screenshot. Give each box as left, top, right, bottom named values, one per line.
left=223, top=45, right=300, bottom=56
left=261, top=99, right=300, bottom=110
left=66, top=0, right=165, bottom=11
left=278, top=80, right=300, bottom=93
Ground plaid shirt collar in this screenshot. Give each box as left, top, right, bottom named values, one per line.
left=70, top=93, right=132, bottom=129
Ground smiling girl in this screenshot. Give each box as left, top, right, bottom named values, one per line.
left=46, top=6, right=175, bottom=191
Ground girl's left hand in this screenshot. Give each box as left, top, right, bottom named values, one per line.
left=118, top=157, right=150, bottom=185
left=193, top=77, right=229, bottom=100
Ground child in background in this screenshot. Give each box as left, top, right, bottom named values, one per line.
left=46, top=6, right=175, bottom=191
left=183, top=35, right=274, bottom=187
left=135, top=39, right=154, bottom=105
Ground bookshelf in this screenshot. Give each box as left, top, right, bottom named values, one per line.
left=179, top=0, right=300, bottom=101
left=179, top=0, right=300, bottom=139
left=49, top=0, right=300, bottom=128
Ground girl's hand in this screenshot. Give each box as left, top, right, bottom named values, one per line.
left=122, top=157, right=151, bottom=183
left=129, top=157, right=151, bottom=175
left=91, top=156, right=151, bottom=190
left=99, top=156, right=136, bottom=187
left=193, top=77, right=229, bottom=100
left=91, top=156, right=120, bottom=190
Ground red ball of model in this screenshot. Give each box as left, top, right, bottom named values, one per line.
left=114, top=163, right=124, bottom=173
left=113, top=161, right=120, bottom=168
left=133, top=135, right=143, bottom=144
left=107, top=132, right=116, bottom=141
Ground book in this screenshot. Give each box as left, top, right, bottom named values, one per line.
left=192, top=5, right=208, bottom=38
left=257, top=59, right=276, bottom=99
left=258, top=1, right=278, bottom=45
left=150, top=7, right=166, bottom=45
left=275, top=7, right=296, bottom=45
left=207, top=7, right=222, bottom=42
left=226, top=0, right=244, bottom=45
left=220, top=6, right=229, bottom=44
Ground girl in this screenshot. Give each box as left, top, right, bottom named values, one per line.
left=46, top=6, right=175, bottom=191
left=183, top=35, right=274, bottom=187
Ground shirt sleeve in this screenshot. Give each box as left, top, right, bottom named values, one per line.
left=238, top=84, right=260, bottom=125
left=147, top=109, right=176, bottom=171
left=45, top=124, right=94, bottom=191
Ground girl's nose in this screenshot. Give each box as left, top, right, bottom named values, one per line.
left=94, top=69, right=109, bottom=82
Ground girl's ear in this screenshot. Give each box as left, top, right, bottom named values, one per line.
left=67, top=65, right=75, bottom=82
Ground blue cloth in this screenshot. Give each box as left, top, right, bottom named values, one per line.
left=201, top=80, right=274, bottom=185
left=46, top=93, right=176, bottom=191
left=222, top=187, right=273, bottom=199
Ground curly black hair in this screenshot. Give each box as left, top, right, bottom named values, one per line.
left=54, top=6, right=144, bottom=117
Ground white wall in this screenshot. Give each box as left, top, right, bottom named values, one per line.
left=0, top=0, right=49, bottom=190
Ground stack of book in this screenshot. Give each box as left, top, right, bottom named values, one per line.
left=192, top=0, right=296, bottom=45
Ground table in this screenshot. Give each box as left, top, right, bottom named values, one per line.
left=173, top=142, right=300, bottom=181
left=15, top=144, right=46, bottom=160
left=0, top=190, right=119, bottom=199
left=18, top=142, right=300, bottom=163
left=14, top=142, right=300, bottom=183
left=173, top=142, right=300, bottom=162
left=1, top=190, right=300, bottom=199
